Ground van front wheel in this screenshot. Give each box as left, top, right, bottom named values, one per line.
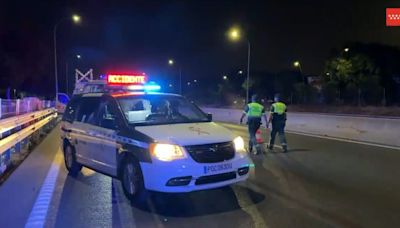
left=120, top=156, right=147, bottom=204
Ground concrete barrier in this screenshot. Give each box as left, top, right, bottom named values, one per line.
left=202, top=107, right=400, bottom=148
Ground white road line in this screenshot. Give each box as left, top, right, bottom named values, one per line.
left=219, top=123, right=400, bottom=151
left=232, top=184, right=269, bottom=228
left=25, top=161, right=60, bottom=228
left=112, top=179, right=137, bottom=228
left=285, top=130, right=400, bottom=150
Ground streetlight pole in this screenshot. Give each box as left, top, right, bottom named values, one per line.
left=53, top=14, right=81, bottom=104
left=246, top=41, right=251, bottom=104
left=228, top=26, right=251, bottom=103
left=66, top=62, right=68, bottom=95
left=53, top=23, right=59, bottom=104
left=179, top=67, right=182, bottom=95
left=293, top=61, right=304, bottom=84
left=168, top=59, right=182, bottom=95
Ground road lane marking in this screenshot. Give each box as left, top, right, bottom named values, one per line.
left=284, top=130, right=400, bottom=150
left=233, top=184, right=269, bottom=228
left=219, top=123, right=400, bottom=150
left=111, top=179, right=137, bottom=228
left=25, top=159, right=60, bottom=228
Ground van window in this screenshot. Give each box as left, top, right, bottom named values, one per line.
left=62, top=98, right=80, bottom=123
left=75, top=98, right=101, bottom=123
left=95, top=101, right=118, bottom=130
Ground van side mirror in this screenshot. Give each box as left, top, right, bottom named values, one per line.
left=207, top=113, right=212, bottom=122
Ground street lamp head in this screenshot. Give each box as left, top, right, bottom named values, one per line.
left=228, top=27, right=241, bottom=41
left=344, top=47, right=349, bottom=52
left=76, top=54, right=81, bottom=59
left=238, top=70, right=243, bottom=74
left=223, top=75, right=228, bottom=80
left=168, top=59, right=174, bottom=65
left=72, top=14, right=81, bottom=24
left=293, top=61, right=300, bottom=67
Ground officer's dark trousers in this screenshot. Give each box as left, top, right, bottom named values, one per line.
left=269, top=121, right=287, bottom=147
left=248, top=118, right=261, bottom=151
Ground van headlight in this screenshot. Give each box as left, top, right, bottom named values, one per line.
left=233, top=136, right=245, bottom=152
left=150, top=143, right=185, bottom=161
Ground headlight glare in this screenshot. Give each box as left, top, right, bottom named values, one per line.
left=150, top=143, right=184, bottom=161
left=233, top=136, right=245, bottom=152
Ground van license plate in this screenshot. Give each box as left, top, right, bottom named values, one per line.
left=204, top=163, right=233, bottom=174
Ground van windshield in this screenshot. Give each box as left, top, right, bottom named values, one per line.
left=116, top=94, right=209, bottom=126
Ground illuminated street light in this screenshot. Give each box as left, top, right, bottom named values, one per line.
left=168, top=58, right=182, bottom=94
left=227, top=26, right=251, bottom=103
left=72, top=14, right=81, bottom=24
left=238, top=70, right=243, bottom=74
left=344, top=47, right=349, bottom=52
left=293, top=61, right=305, bottom=84
left=76, top=54, right=81, bottom=59
left=193, top=79, right=197, bottom=83
left=54, top=14, right=82, bottom=104
left=228, top=27, right=241, bottom=41
left=223, top=75, right=228, bottom=80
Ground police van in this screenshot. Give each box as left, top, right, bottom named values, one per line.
left=61, top=74, right=251, bottom=202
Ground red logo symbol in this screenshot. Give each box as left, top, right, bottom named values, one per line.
left=386, top=8, right=400, bottom=26
left=188, top=126, right=210, bottom=135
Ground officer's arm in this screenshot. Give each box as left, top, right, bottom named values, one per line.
left=284, top=106, right=287, bottom=121
left=240, top=112, right=246, bottom=123
left=268, top=105, right=274, bottom=124
left=240, top=105, right=249, bottom=123
left=262, top=108, right=268, bottom=126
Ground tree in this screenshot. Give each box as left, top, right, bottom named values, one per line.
left=241, top=78, right=255, bottom=93
left=323, top=53, right=381, bottom=105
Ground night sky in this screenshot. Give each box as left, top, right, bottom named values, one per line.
left=1, top=0, right=400, bottom=96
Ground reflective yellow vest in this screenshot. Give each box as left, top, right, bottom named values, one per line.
left=247, top=102, right=264, bottom=117
left=271, top=102, right=286, bottom=115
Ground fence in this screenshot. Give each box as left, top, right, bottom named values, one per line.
left=0, top=98, right=54, bottom=120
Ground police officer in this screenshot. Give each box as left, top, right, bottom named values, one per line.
left=240, top=94, right=268, bottom=154
left=267, top=94, right=288, bottom=152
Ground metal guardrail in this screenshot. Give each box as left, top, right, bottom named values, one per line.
left=0, top=98, right=54, bottom=120
left=0, top=108, right=57, bottom=175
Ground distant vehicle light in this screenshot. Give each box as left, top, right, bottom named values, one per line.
left=107, top=74, right=147, bottom=85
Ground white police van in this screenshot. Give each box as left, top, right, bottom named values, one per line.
left=61, top=74, right=251, bottom=202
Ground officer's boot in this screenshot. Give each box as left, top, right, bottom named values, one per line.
left=254, top=144, right=260, bottom=155
left=282, top=144, right=288, bottom=152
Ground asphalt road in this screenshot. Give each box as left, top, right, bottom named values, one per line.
left=1, top=123, right=400, bottom=228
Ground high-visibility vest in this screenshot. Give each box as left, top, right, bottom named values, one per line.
left=247, top=102, right=264, bottom=117
left=271, top=102, right=286, bottom=115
